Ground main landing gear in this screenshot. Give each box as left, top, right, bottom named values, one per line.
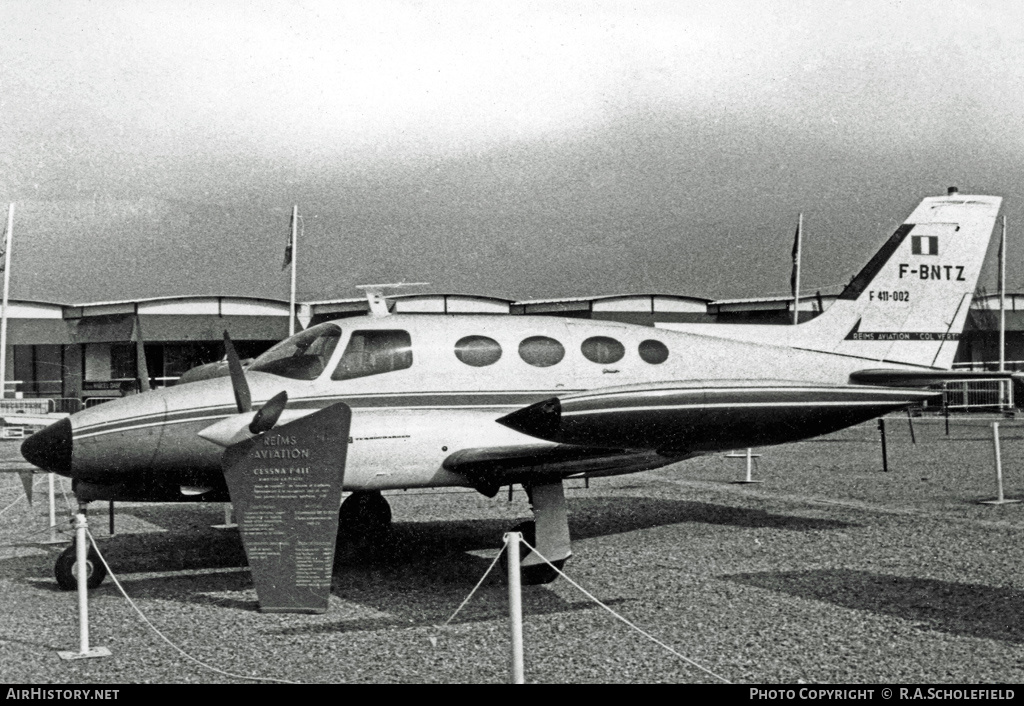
left=500, top=480, right=572, bottom=586
left=336, top=490, right=393, bottom=557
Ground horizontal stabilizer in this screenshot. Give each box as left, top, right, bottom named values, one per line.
left=849, top=368, right=1021, bottom=387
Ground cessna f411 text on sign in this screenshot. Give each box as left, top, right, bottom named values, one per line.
left=22, top=191, right=1003, bottom=612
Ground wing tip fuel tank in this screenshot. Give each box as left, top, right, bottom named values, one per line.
left=496, top=397, right=561, bottom=440
left=498, top=384, right=939, bottom=451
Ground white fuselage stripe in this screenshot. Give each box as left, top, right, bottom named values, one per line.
left=563, top=400, right=907, bottom=416
left=72, top=404, right=523, bottom=440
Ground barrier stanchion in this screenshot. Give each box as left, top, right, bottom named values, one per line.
left=212, top=503, right=237, bottom=529
left=981, top=422, right=1020, bottom=505
left=505, top=531, right=525, bottom=685
left=727, top=448, right=763, bottom=484
left=57, top=511, right=110, bottom=660
left=878, top=418, right=889, bottom=472
left=943, top=383, right=950, bottom=436
left=39, top=473, right=63, bottom=545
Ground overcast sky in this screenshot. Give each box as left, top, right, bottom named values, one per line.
left=2, top=0, right=1022, bottom=304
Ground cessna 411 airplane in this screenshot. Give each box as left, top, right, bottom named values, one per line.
left=20, top=190, right=1003, bottom=610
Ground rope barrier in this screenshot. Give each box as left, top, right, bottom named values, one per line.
left=439, top=543, right=506, bottom=627
left=0, top=520, right=62, bottom=548
left=518, top=536, right=733, bottom=684
left=84, top=528, right=301, bottom=684
left=56, top=475, right=73, bottom=514
left=0, top=476, right=44, bottom=518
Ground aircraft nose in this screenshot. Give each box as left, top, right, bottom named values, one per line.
left=21, top=417, right=73, bottom=476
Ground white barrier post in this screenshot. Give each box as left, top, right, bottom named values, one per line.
left=48, top=474, right=56, bottom=538
left=727, top=448, right=763, bottom=484
left=981, top=422, right=1020, bottom=505
left=505, top=531, right=525, bottom=684
left=212, top=502, right=237, bottom=529
left=36, top=473, right=63, bottom=545
left=58, top=513, right=110, bottom=660
left=41, top=473, right=62, bottom=544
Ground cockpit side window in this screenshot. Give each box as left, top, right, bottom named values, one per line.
left=332, top=330, right=413, bottom=381
left=248, top=323, right=342, bottom=380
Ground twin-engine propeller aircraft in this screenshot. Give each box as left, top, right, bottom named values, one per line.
left=21, top=190, right=1003, bottom=612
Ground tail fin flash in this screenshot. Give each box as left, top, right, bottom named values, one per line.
left=658, top=191, right=1002, bottom=370
left=822, top=193, right=1001, bottom=368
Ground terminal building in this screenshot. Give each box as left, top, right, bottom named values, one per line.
left=0, top=291, right=1018, bottom=412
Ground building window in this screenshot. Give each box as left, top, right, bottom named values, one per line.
left=518, top=336, right=565, bottom=368
left=110, top=344, right=137, bottom=381
left=454, top=335, right=502, bottom=367
left=638, top=339, right=669, bottom=364
left=332, top=330, right=413, bottom=381
left=581, top=336, right=625, bottom=364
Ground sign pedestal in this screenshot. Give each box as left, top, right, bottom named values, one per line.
left=222, top=403, right=351, bottom=613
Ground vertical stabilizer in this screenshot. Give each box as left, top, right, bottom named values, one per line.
left=821, top=191, right=1001, bottom=368
left=658, top=190, right=1002, bottom=369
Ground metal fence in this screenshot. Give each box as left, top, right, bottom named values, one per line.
left=0, top=397, right=83, bottom=415
left=0, top=399, right=52, bottom=415
left=942, top=379, right=1014, bottom=412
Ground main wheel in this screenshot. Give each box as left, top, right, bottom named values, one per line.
left=337, top=491, right=393, bottom=557
left=55, top=543, right=107, bottom=591
left=500, top=520, right=566, bottom=586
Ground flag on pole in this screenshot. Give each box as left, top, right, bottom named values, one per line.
left=282, top=211, right=294, bottom=270
left=790, top=216, right=802, bottom=297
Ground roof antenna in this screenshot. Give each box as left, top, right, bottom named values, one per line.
left=355, top=282, right=430, bottom=317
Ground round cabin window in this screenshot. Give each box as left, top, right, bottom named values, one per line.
left=638, top=339, right=669, bottom=364
left=454, top=335, right=502, bottom=367
left=518, top=336, right=565, bottom=367
left=581, top=336, right=625, bottom=364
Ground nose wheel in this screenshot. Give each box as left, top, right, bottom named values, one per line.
left=54, top=541, right=107, bottom=591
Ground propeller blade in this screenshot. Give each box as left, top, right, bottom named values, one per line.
left=223, top=331, right=252, bottom=414
left=134, top=315, right=151, bottom=392
left=249, top=391, right=288, bottom=435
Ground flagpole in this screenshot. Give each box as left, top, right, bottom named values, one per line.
left=289, top=204, right=298, bottom=337
left=792, top=212, right=803, bottom=325
left=0, top=204, right=14, bottom=398
left=999, top=214, right=1006, bottom=373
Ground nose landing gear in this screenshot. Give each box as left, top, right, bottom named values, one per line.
left=54, top=503, right=108, bottom=591
left=55, top=541, right=107, bottom=591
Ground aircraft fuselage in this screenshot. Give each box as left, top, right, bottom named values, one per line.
left=36, top=313, right=929, bottom=501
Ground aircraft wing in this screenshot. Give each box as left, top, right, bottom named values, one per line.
left=849, top=368, right=1021, bottom=387
left=496, top=380, right=939, bottom=455
left=443, top=444, right=672, bottom=497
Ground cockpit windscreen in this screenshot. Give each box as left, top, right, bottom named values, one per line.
left=248, top=323, right=342, bottom=380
